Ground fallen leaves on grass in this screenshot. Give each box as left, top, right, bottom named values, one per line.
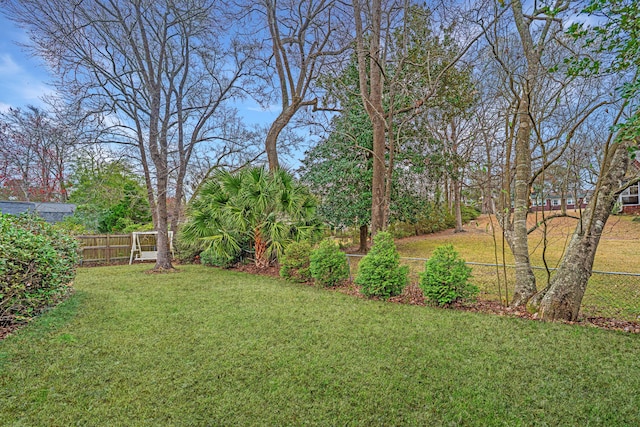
left=0, top=325, right=19, bottom=340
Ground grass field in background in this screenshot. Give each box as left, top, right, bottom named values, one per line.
left=385, top=214, right=640, bottom=319
left=2, top=264, right=640, bottom=425
left=394, top=214, right=640, bottom=273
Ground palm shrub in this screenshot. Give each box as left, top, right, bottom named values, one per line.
left=420, top=244, right=476, bottom=306
left=180, top=167, right=323, bottom=268
left=280, top=241, right=313, bottom=282
left=0, top=213, right=79, bottom=324
left=355, top=231, right=408, bottom=299
left=200, top=248, right=236, bottom=268
left=309, top=239, right=349, bottom=287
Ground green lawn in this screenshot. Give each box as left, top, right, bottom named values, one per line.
left=2, top=264, right=640, bottom=425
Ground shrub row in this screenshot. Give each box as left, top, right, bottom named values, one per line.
left=280, top=240, right=348, bottom=287
left=1, top=214, right=79, bottom=324
left=279, top=233, right=478, bottom=306
left=388, top=205, right=481, bottom=239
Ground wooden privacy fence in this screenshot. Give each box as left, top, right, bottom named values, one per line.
left=76, top=234, right=132, bottom=264
left=76, top=233, right=170, bottom=264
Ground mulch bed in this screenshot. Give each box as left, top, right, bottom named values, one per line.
left=0, top=325, right=19, bottom=341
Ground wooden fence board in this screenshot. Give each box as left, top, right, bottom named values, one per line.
left=76, top=234, right=132, bottom=264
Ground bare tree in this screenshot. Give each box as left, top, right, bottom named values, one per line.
left=352, top=0, right=393, bottom=235
left=3, top=0, right=253, bottom=270
left=239, top=0, right=350, bottom=171
left=0, top=106, right=75, bottom=202
left=482, top=0, right=613, bottom=306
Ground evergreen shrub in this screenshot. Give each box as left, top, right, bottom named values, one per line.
left=0, top=213, right=79, bottom=324
left=355, top=231, right=408, bottom=299
left=280, top=241, right=312, bottom=282
left=420, top=244, right=477, bottom=306
left=309, top=239, right=348, bottom=287
left=200, top=248, right=236, bottom=268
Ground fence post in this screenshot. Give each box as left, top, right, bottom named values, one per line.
left=106, top=234, right=111, bottom=263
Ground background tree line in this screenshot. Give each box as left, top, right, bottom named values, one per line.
left=2, top=0, right=639, bottom=320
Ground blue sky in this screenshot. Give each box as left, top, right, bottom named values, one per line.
left=0, top=13, right=278, bottom=126
left=0, top=12, right=312, bottom=169
left=0, top=14, right=55, bottom=111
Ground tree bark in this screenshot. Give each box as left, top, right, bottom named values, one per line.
left=353, top=0, right=386, bottom=236
left=265, top=106, right=298, bottom=172
left=359, top=224, right=368, bottom=253
left=508, top=0, right=544, bottom=307
left=453, top=177, right=464, bottom=232
left=508, top=87, right=537, bottom=306
left=537, top=139, right=632, bottom=321
left=155, top=177, right=173, bottom=271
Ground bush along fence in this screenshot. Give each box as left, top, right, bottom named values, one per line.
left=346, top=254, right=640, bottom=322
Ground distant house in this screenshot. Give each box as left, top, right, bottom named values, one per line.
left=0, top=201, right=76, bottom=223
left=530, top=194, right=588, bottom=212
left=617, top=160, right=640, bottom=214
left=619, top=181, right=640, bottom=214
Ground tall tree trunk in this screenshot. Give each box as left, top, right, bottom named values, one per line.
left=353, top=0, right=386, bottom=236
left=154, top=171, right=173, bottom=270
left=265, top=106, right=298, bottom=172
left=537, top=140, right=632, bottom=321
left=371, top=117, right=386, bottom=234
left=508, top=88, right=537, bottom=306
left=359, top=224, right=368, bottom=253
left=508, top=0, right=543, bottom=307
left=453, top=177, right=464, bottom=232
left=147, top=83, right=173, bottom=271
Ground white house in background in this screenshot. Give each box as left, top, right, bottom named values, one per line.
left=619, top=181, right=640, bottom=214
left=617, top=160, right=640, bottom=214
left=529, top=194, right=588, bottom=212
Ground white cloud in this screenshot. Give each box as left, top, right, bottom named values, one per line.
left=0, top=102, right=11, bottom=112
left=246, top=103, right=281, bottom=113
left=0, top=53, right=22, bottom=75
left=18, top=82, right=55, bottom=101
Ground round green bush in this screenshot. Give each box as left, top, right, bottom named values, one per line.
left=280, top=241, right=312, bottom=282
left=309, top=239, right=348, bottom=287
left=420, top=244, right=477, bottom=306
left=0, top=213, right=79, bottom=324
left=355, top=231, right=408, bottom=299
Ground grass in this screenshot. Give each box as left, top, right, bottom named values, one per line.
left=394, top=214, right=640, bottom=273
left=2, top=264, right=640, bottom=425
left=387, top=214, right=640, bottom=319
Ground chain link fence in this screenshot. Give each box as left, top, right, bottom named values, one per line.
left=346, top=254, right=640, bottom=322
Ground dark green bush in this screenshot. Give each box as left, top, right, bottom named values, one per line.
left=389, top=203, right=456, bottom=238
left=461, top=205, right=481, bottom=223
left=173, top=234, right=203, bottom=264
left=309, top=239, right=349, bottom=287
left=200, top=248, right=236, bottom=268
left=355, top=232, right=408, bottom=299
left=280, top=241, right=312, bottom=282
left=0, top=213, right=79, bottom=324
left=420, top=244, right=476, bottom=306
